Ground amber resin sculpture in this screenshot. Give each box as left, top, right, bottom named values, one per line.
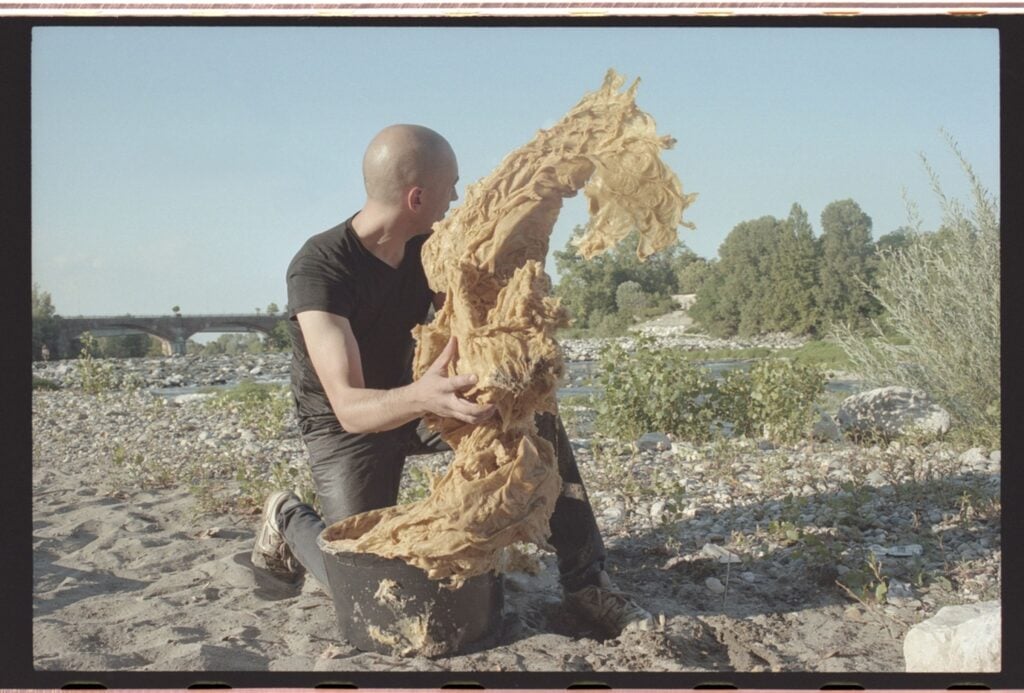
left=321, top=70, right=698, bottom=587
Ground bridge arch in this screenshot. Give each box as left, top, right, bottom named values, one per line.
left=54, top=314, right=286, bottom=358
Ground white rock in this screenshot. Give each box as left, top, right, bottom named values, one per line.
left=989, top=449, right=1001, bottom=464
left=837, top=386, right=951, bottom=440
left=958, top=446, right=991, bottom=466
left=904, top=601, right=1000, bottom=672
left=701, top=543, right=742, bottom=564
left=705, top=577, right=726, bottom=594
left=637, top=432, right=671, bottom=451
left=649, top=500, right=668, bottom=522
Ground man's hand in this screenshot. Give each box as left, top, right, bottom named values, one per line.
left=413, top=336, right=496, bottom=425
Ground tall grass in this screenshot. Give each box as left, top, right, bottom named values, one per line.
left=832, top=133, right=1000, bottom=444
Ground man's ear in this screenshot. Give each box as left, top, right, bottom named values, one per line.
left=407, top=186, right=424, bottom=211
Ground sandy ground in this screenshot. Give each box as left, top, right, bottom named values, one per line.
left=33, top=446, right=909, bottom=675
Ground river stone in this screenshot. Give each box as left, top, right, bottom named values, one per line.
left=637, top=432, right=672, bottom=451
left=904, top=601, right=1000, bottom=672
left=811, top=413, right=843, bottom=442
left=705, top=577, right=726, bottom=594
left=959, top=447, right=988, bottom=468
left=836, top=386, right=951, bottom=441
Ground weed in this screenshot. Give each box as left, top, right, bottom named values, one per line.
left=205, top=380, right=294, bottom=440
left=32, top=376, right=61, bottom=390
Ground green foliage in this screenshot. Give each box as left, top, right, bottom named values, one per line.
left=595, top=336, right=722, bottom=443
left=77, top=332, right=118, bottom=394
left=690, top=206, right=822, bottom=338
left=32, top=376, right=61, bottom=390
left=96, top=329, right=151, bottom=358
left=775, top=340, right=852, bottom=371
left=832, top=135, right=1000, bottom=444
left=196, top=332, right=271, bottom=356
left=206, top=380, right=294, bottom=440
left=32, top=284, right=60, bottom=360
left=76, top=332, right=146, bottom=393
left=817, top=199, right=881, bottom=328
left=615, top=280, right=649, bottom=317
left=595, top=340, right=826, bottom=444
left=554, top=226, right=682, bottom=330
left=718, top=359, right=826, bottom=443
left=233, top=457, right=317, bottom=514
left=266, top=320, right=292, bottom=351
left=672, top=250, right=712, bottom=294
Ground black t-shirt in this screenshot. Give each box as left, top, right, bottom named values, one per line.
left=286, top=216, right=434, bottom=436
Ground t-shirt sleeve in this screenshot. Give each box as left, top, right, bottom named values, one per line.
left=286, top=246, right=355, bottom=320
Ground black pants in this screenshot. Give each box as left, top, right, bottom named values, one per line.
left=278, top=413, right=606, bottom=592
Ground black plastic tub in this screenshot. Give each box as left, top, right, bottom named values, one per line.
left=317, top=531, right=504, bottom=657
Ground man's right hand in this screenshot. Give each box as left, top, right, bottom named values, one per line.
left=414, top=336, right=496, bottom=425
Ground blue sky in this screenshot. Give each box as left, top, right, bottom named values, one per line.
left=32, top=26, right=999, bottom=318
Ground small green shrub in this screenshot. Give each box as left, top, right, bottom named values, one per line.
left=206, top=380, right=294, bottom=440
left=32, top=376, right=60, bottom=390
left=595, top=336, right=722, bottom=443
left=596, top=340, right=825, bottom=444
left=78, top=332, right=118, bottom=394
left=719, top=359, right=826, bottom=443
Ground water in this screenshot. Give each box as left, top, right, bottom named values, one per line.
left=153, top=360, right=862, bottom=401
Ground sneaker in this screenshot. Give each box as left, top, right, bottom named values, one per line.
left=250, top=490, right=305, bottom=580
left=564, top=570, right=655, bottom=637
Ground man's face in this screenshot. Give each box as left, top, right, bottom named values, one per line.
left=422, top=153, right=460, bottom=225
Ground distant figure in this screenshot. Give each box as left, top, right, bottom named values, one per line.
left=40, top=344, right=50, bottom=362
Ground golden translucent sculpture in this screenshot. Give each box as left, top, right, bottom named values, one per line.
left=322, top=70, right=697, bottom=587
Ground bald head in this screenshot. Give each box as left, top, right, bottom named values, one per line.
left=362, top=124, right=457, bottom=206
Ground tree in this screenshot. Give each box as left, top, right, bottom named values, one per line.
left=675, top=256, right=711, bottom=294
left=267, top=320, right=292, bottom=351
left=690, top=206, right=825, bottom=337
left=763, top=204, right=821, bottom=335
left=98, top=331, right=150, bottom=358
left=172, top=305, right=181, bottom=316
left=817, top=199, right=881, bottom=328
left=689, top=215, right=781, bottom=337
left=32, top=284, right=60, bottom=360
left=875, top=227, right=915, bottom=255
left=615, top=281, right=651, bottom=318
left=266, top=302, right=280, bottom=316
left=554, top=226, right=680, bottom=329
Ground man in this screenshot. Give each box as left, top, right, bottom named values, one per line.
left=251, top=124, right=652, bottom=637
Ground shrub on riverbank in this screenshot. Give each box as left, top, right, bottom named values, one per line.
left=719, top=359, right=826, bottom=443
left=205, top=380, right=294, bottom=440
left=595, top=337, right=827, bottom=444
left=832, top=137, right=1000, bottom=446
left=32, top=376, right=61, bottom=390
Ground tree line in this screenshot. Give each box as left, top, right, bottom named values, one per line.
left=555, top=198, right=916, bottom=338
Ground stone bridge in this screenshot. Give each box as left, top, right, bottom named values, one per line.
left=55, top=313, right=285, bottom=357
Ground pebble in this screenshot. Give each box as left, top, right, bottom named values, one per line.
left=705, top=577, right=726, bottom=594
left=32, top=348, right=1001, bottom=620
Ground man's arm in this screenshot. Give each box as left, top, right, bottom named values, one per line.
left=296, top=310, right=493, bottom=434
